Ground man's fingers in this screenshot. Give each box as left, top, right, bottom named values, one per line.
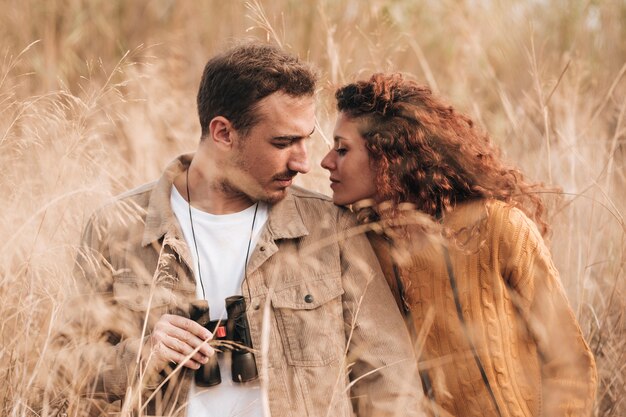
left=162, top=334, right=211, bottom=365
left=162, top=314, right=213, bottom=340
left=163, top=324, right=215, bottom=358
left=170, top=325, right=214, bottom=352
left=156, top=343, right=203, bottom=370
left=153, top=315, right=215, bottom=358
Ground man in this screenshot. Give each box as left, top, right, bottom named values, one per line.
left=70, top=42, right=421, bottom=417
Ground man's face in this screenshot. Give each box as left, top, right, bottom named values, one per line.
left=224, top=92, right=316, bottom=204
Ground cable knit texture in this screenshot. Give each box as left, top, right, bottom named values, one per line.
left=367, top=199, right=597, bottom=417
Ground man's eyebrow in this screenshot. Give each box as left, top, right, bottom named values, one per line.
left=273, top=127, right=316, bottom=141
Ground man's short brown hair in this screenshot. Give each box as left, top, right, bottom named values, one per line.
left=197, top=41, right=317, bottom=138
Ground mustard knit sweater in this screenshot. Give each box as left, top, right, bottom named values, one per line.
left=367, top=199, right=597, bottom=417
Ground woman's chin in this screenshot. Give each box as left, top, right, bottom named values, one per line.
left=332, top=197, right=350, bottom=206
left=331, top=194, right=353, bottom=207
left=331, top=194, right=378, bottom=208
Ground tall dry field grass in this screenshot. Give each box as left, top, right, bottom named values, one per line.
left=0, top=0, right=624, bottom=415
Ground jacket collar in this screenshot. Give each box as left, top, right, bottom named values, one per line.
left=141, top=153, right=309, bottom=246
left=265, top=189, right=309, bottom=240
left=142, top=153, right=192, bottom=246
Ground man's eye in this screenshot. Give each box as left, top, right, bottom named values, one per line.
left=335, top=148, right=347, bottom=156
left=273, top=142, right=290, bottom=149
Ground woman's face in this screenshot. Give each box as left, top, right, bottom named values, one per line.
left=320, top=113, right=378, bottom=206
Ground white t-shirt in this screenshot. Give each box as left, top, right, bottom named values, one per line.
left=170, top=185, right=268, bottom=417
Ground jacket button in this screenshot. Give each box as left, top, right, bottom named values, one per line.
left=252, top=301, right=261, bottom=310
left=304, top=294, right=314, bottom=303
left=259, top=246, right=266, bottom=252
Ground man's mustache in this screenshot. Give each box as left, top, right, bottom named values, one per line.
left=272, top=170, right=298, bottom=181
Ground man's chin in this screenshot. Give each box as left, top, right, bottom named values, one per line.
left=259, top=187, right=289, bottom=204
left=251, top=187, right=288, bottom=204
left=221, top=178, right=289, bottom=205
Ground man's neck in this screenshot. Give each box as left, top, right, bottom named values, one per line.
left=173, top=160, right=256, bottom=215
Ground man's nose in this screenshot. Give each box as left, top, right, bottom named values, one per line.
left=288, top=141, right=310, bottom=174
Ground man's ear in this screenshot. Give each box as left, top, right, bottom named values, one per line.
left=208, top=116, right=236, bottom=148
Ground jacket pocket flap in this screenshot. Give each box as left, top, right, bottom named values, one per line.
left=271, top=275, right=343, bottom=310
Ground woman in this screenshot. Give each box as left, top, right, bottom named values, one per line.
left=321, top=73, right=597, bottom=417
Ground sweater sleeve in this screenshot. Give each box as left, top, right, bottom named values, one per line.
left=497, top=205, right=597, bottom=417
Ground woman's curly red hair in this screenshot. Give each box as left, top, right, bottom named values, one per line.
left=336, top=73, right=552, bottom=236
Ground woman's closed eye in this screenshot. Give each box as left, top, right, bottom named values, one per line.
left=334, top=147, right=347, bottom=156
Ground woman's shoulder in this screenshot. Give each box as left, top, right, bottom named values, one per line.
left=447, top=199, right=534, bottom=229
left=443, top=199, right=489, bottom=233
left=483, top=199, right=542, bottom=238
left=470, top=199, right=548, bottom=263
left=444, top=199, right=544, bottom=249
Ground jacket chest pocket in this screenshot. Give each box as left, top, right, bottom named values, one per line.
left=271, top=274, right=345, bottom=367
left=112, top=273, right=175, bottom=317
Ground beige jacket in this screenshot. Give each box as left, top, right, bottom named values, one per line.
left=67, top=154, right=422, bottom=417
left=368, top=200, right=597, bottom=417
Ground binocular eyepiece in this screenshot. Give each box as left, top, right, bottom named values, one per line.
left=189, top=296, right=258, bottom=387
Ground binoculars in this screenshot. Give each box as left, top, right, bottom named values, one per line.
left=189, top=296, right=258, bottom=387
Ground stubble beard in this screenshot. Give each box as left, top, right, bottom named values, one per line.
left=226, top=145, right=291, bottom=205
left=220, top=165, right=288, bottom=206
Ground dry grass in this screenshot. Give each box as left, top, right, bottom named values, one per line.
left=0, top=0, right=624, bottom=415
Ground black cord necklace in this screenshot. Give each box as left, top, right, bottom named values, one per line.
left=185, top=168, right=259, bottom=300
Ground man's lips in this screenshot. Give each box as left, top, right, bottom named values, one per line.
left=273, top=170, right=298, bottom=186
left=274, top=177, right=294, bottom=186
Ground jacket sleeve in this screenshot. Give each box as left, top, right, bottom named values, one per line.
left=499, top=206, right=597, bottom=417
left=55, top=211, right=159, bottom=406
left=336, top=209, right=425, bottom=417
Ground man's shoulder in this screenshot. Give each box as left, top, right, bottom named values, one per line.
left=113, top=181, right=159, bottom=206
left=88, top=181, right=158, bottom=227
left=286, top=185, right=362, bottom=232
left=104, top=181, right=157, bottom=209
left=288, top=185, right=333, bottom=202
left=288, top=185, right=344, bottom=216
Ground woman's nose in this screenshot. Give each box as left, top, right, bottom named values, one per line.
left=320, top=150, right=335, bottom=170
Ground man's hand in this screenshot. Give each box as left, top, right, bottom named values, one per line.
left=149, top=314, right=215, bottom=371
